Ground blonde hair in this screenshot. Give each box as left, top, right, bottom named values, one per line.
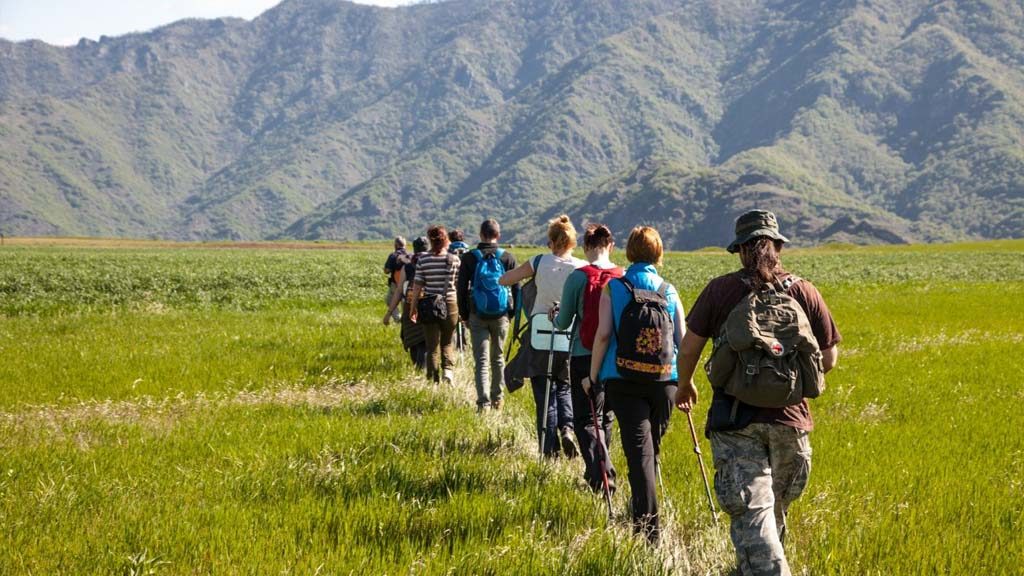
left=547, top=214, right=577, bottom=253
left=625, top=226, right=664, bottom=266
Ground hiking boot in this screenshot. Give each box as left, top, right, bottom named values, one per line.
left=490, top=399, right=504, bottom=412
left=476, top=403, right=491, bottom=414
left=559, top=426, right=579, bottom=459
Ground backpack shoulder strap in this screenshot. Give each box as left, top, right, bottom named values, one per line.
left=768, top=274, right=799, bottom=293
left=469, top=250, right=483, bottom=284
left=443, top=252, right=456, bottom=292
left=736, top=271, right=755, bottom=290
left=529, top=254, right=544, bottom=284
left=779, top=274, right=801, bottom=291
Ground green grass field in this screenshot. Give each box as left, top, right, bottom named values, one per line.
left=1, top=239, right=1022, bottom=574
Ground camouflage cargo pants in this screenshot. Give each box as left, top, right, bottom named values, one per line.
left=710, top=424, right=812, bottom=576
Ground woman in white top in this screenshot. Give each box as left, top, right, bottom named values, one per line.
left=500, top=215, right=586, bottom=457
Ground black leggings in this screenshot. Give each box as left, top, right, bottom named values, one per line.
left=570, top=355, right=616, bottom=491
left=606, top=379, right=677, bottom=543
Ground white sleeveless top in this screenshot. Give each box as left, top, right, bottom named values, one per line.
left=530, top=253, right=587, bottom=316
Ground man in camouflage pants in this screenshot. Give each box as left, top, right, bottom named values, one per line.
left=674, top=211, right=841, bottom=574
left=711, top=424, right=812, bottom=572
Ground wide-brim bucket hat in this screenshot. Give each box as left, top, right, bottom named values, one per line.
left=726, top=209, right=790, bottom=253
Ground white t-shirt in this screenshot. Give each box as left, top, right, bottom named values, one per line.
left=530, top=253, right=587, bottom=316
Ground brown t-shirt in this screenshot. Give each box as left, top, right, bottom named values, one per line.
left=686, top=271, right=841, bottom=433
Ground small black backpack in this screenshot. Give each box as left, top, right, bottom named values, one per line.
left=614, top=278, right=675, bottom=382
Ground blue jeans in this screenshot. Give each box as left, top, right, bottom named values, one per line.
left=531, top=374, right=573, bottom=456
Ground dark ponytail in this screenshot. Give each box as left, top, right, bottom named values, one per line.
left=583, top=223, right=614, bottom=251
left=739, top=237, right=785, bottom=289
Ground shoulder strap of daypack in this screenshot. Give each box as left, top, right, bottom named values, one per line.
left=738, top=270, right=801, bottom=293
left=777, top=274, right=801, bottom=291
left=737, top=271, right=756, bottom=290
left=442, top=252, right=455, bottom=293
left=762, top=274, right=801, bottom=293
left=617, top=276, right=634, bottom=294
left=529, top=254, right=545, bottom=286
left=470, top=249, right=483, bottom=286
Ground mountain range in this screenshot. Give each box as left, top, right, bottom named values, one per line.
left=1, top=0, right=1022, bottom=248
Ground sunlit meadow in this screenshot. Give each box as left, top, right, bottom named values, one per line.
left=1, top=239, right=1021, bottom=574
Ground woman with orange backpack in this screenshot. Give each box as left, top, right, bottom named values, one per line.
left=551, top=224, right=622, bottom=497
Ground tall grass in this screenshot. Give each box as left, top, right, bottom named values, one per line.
left=1, top=240, right=1022, bottom=574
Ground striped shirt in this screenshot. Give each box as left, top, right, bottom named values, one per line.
left=414, top=252, right=460, bottom=298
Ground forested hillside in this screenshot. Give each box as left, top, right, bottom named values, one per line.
left=1, top=0, right=1021, bottom=247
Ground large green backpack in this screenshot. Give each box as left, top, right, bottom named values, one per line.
left=705, top=275, right=824, bottom=419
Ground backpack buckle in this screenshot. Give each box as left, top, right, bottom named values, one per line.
left=745, top=365, right=757, bottom=376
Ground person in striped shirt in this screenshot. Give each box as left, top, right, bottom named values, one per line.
left=409, top=225, right=462, bottom=385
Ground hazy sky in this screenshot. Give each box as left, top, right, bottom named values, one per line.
left=0, top=0, right=414, bottom=45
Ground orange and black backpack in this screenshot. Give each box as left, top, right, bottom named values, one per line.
left=613, top=278, right=675, bottom=382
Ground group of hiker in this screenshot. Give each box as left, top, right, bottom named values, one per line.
left=382, top=210, right=841, bottom=576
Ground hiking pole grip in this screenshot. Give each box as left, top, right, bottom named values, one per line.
left=686, top=411, right=718, bottom=525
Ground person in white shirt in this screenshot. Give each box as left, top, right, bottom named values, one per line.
left=500, top=215, right=586, bottom=457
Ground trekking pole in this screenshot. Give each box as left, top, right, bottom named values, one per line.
left=456, top=322, right=465, bottom=368
left=539, top=308, right=557, bottom=461
left=563, top=317, right=612, bottom=519
left=686, top=410, right=718, bottom=525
